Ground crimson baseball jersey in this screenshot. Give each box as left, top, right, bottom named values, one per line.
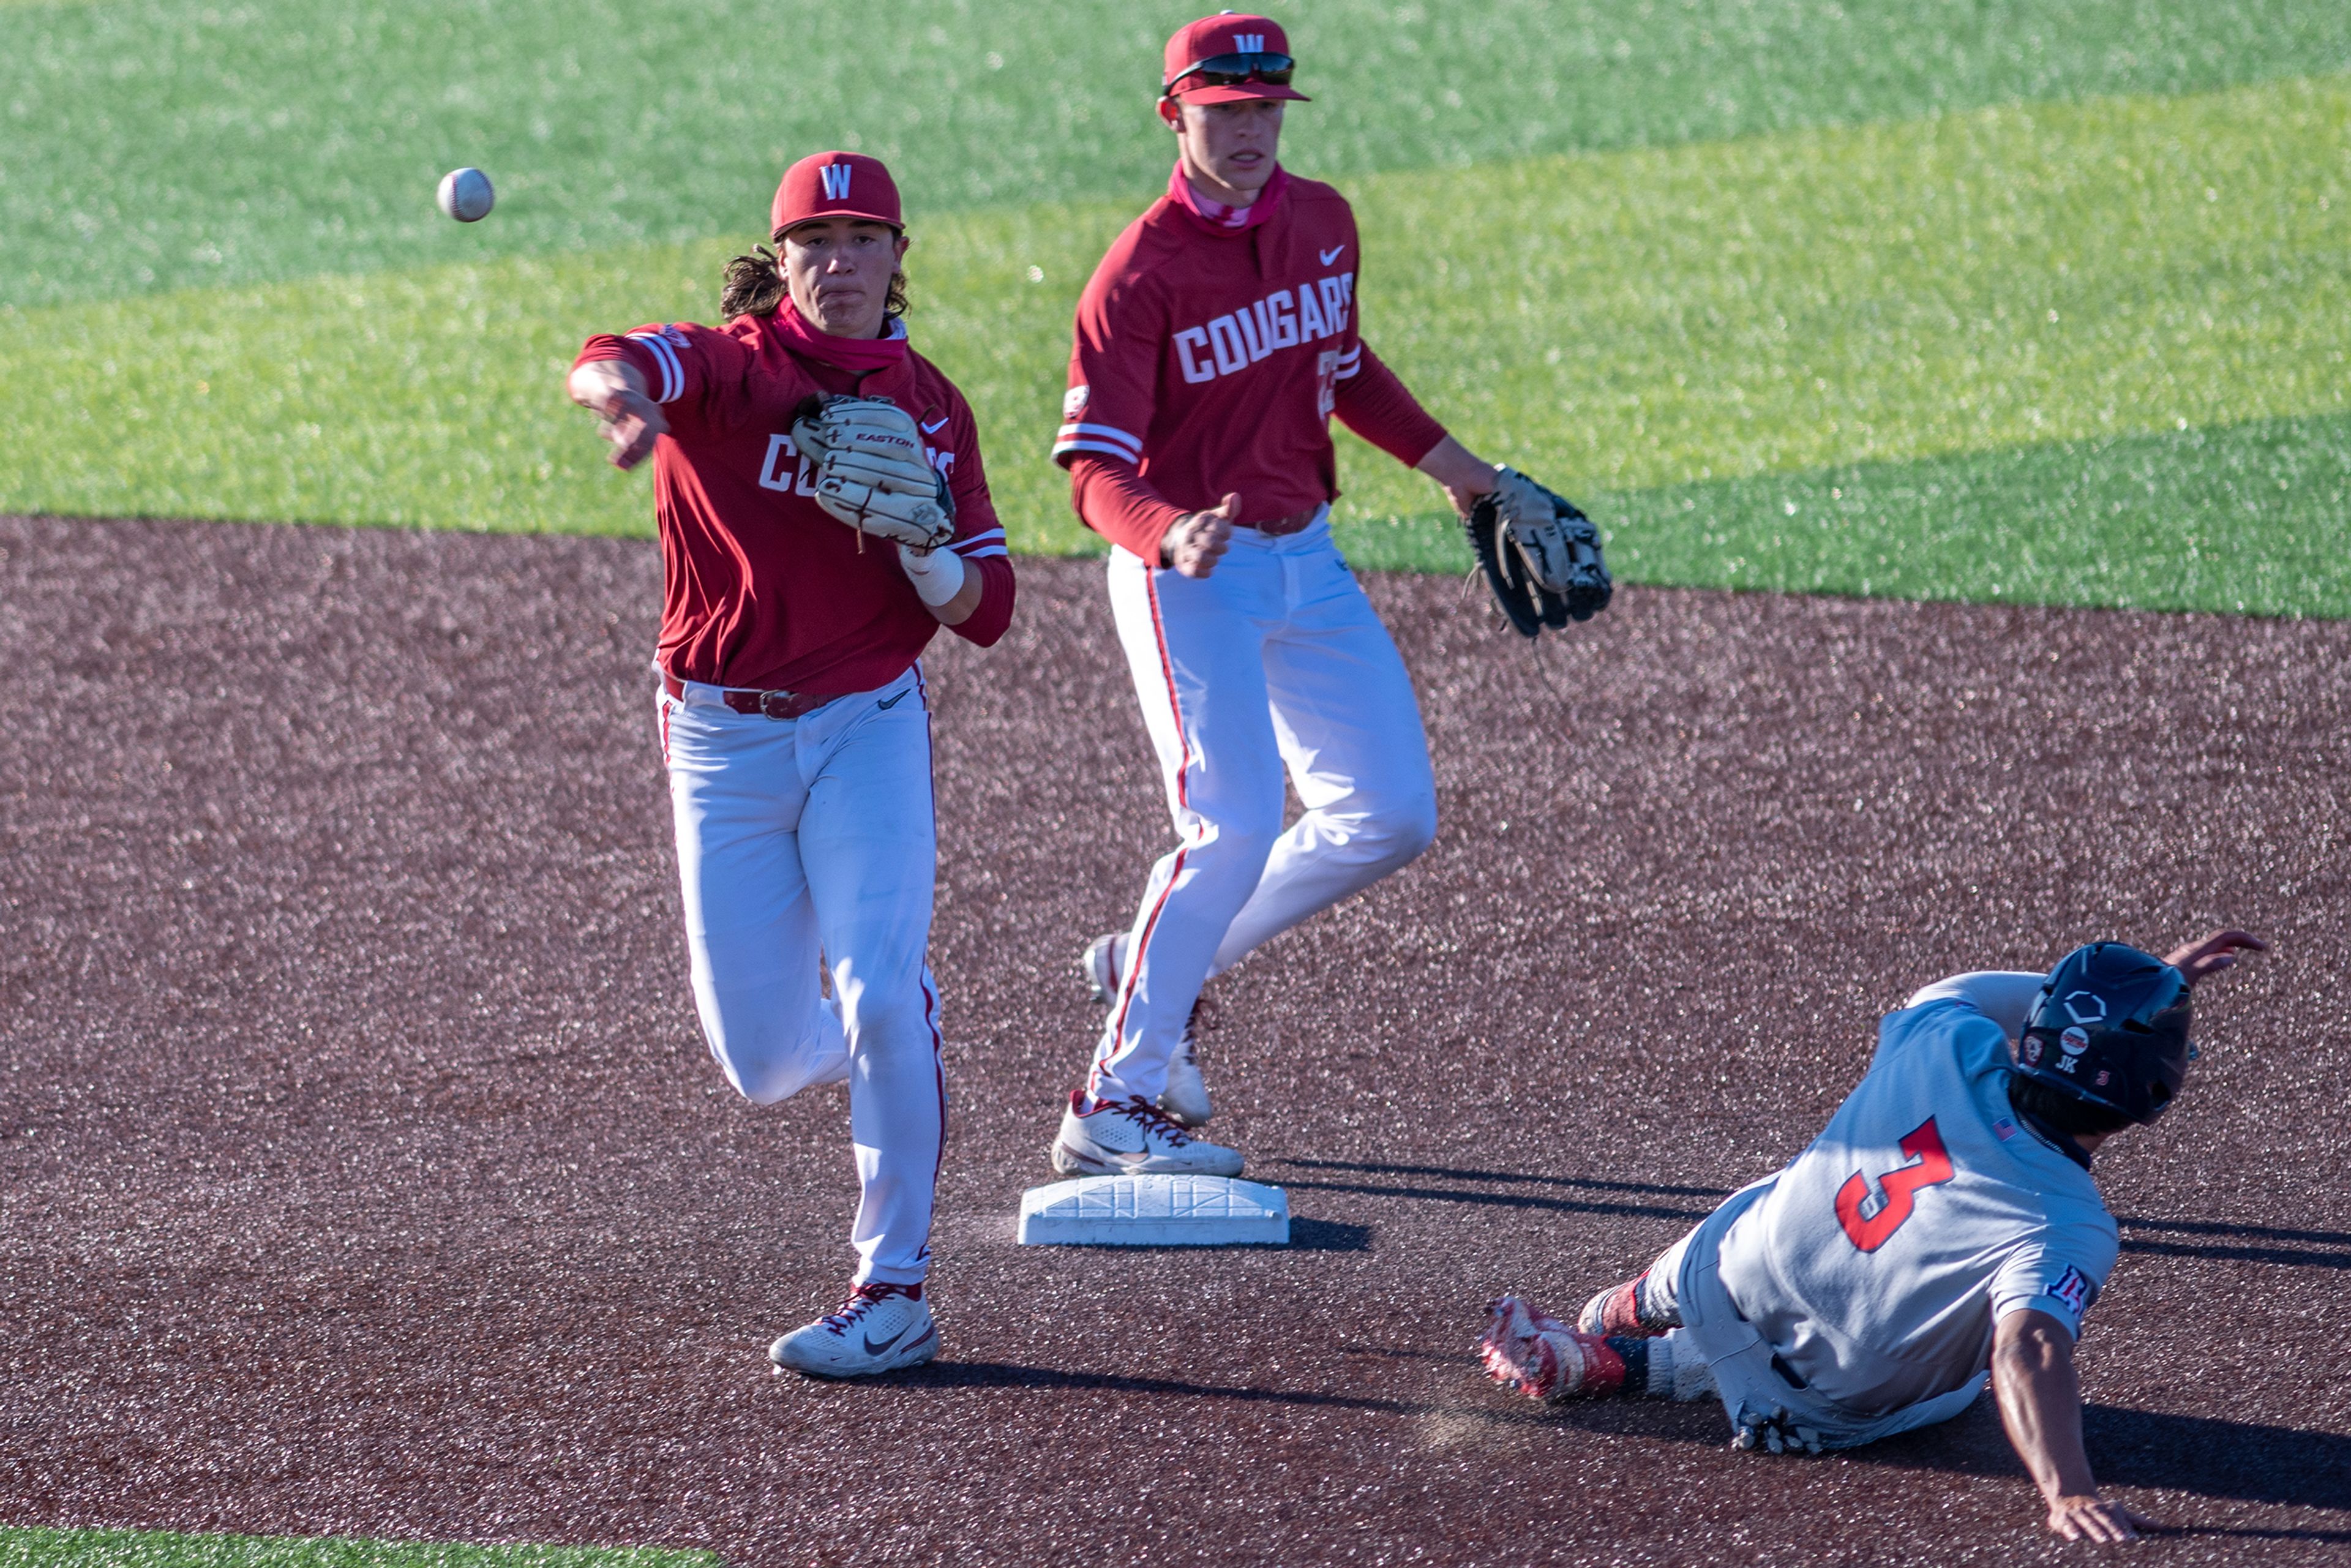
left=1712, top=981, right=2120, bottom=1418
left=575, top=310, right=1014, bottom=694
left=1053, top=167, right=1445, bottom=555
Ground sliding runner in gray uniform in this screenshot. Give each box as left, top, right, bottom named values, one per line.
left=1479, top=929, right=2264, bottom=1545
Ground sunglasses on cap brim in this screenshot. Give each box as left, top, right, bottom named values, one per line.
left=1162, top=51, right=1295, bottom=95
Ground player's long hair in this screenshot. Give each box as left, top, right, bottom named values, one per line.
left=720, top=242, right=909, bottom=324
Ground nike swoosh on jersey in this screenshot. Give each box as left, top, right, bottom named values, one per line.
left=1319, top=246, right=1346, bottom=264
left=921, top=416, right=949, bottom=433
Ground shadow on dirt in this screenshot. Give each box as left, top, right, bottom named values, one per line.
left=1005, top=1218, right=1371, bottom=1254
left=1273, top=1157, right=1731, bottom=1202
left=1536, top=1390, right=2351, bottom=1512
left=2117, top=1216, right=2351, bottom=1271
left=1850, top=1400, right=2351, bottom=1510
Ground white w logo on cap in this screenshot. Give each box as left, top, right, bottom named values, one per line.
left=819, top=164, right=853, bottom=200
left=1233, top=32, right=1265, bottom=51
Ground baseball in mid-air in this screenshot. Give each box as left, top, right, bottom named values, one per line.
left=437, top=167, right=495, bottom=223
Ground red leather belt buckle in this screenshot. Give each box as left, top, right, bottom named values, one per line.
left=663, top=672, right=825, bottom=721
left=758, top=689, right=823, bottom=720
left=722, top=688, right=822, bottom=720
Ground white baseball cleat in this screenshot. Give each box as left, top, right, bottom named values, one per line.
left=1079, top=931, right=1128, bottom=1006
left=1160, top=1016, right=1213, bottom=1128
left=1050, top=1089, right=1243, bottom=1177
left=768, top=1281, right=938, bottom=1379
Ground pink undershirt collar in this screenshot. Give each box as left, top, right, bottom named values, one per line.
left=769, top=297, right=910, bottom=374
left=1167, top=160, right=1290, bottom=235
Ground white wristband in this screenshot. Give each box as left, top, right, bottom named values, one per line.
left=898, top=541, right=968, bottom=607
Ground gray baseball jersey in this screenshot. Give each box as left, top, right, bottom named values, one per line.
left=1712, top=973, right=2119, bottom=1417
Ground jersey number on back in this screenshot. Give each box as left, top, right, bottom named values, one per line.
left=1834, top=1117, right=1954, bottom=1252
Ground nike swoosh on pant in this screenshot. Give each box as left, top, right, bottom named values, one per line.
left=877, top=691, right=910, bottom=710
left=1319, top=246, right=1345, bottom=264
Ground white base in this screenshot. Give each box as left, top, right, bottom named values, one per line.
left=1017, top=1174, right=1289, bottom=1247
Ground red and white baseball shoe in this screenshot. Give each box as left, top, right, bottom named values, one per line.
left=1079, top=931, right=1128, bottom=1007
left=768, top=1281, right=937, bottom=1379
left=1050, top=1089, right=1243, bottom=1177
left=1079, top=932, right=1215, bottom=1128
left=1160, top=1018, right=1213, bottom=1127
left=1479, top=1295, right=1628, bottom=1401
left=1579, top=1272, right=1672, bottom=1337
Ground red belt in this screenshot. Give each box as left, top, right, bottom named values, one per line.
left=662, top=671, right=832, bottom=721
left=1242, top=505, right=1323, bottom=537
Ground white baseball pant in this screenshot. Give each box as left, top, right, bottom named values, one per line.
left=659, top=664, right=947, bottom=1286
left=1089, top=512, right=1438, bottom=1105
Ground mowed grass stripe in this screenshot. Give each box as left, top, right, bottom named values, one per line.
left=1329, top=69, right=2351, bottom=525
left=1337, top=411, right=2351, bottom=618
left=0, top=1526, right=718, bottom=1568
left=9, top=0, right=2350, bottom=308
left=3, top=75, right=2344, bottom=610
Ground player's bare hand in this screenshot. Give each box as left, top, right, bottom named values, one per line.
left=593, top=386, right=669, bottom=471
left=2163, top=929, right=2267, bottom=986
left=567, top=361, right=670, bottom=471
left=1163, top=493, right=1239, bottom=579
left=2046, top=1494, right=2153, bottom=1544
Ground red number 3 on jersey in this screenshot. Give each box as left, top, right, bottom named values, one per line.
left=1835, top=1117, right=1955, bottom=1252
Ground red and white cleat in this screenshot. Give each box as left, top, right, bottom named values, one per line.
left=1480, top=1295, right=1627, bottom=1401
left=1578, top=1272, right=1671, bottom=1338
left=1079, top=931, right=1127, bottom=1007
left=769, top=1281, right=938, bottom=1379
left=1050, top=1089, right=1242, bottom=1177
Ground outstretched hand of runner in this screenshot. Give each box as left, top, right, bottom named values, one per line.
left=2162, top=929, right=2267, bottom=986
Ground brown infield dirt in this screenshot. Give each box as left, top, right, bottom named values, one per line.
left=2, top=512, right=2348, bottom=1567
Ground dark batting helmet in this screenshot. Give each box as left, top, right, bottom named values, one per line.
left=2015, top=943, right=2195, bottom=1125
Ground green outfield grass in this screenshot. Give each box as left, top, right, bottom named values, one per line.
left=6, top=72, right=2344, bottom=613
left=7, top=0, right=2345, bottom=309
left=4, top=0, right=2347, bottom=617
left=0, top=1528, right=716, bottom=1568
left=1338, top=412, right=2351, bottom=617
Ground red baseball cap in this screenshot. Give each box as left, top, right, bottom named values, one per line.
left=1161, top=12, right=1310, bottom=103
left=770, top=151, right=902, bottom=238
